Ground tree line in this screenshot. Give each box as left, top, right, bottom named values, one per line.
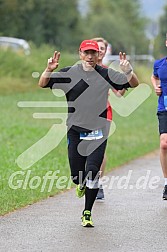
left=0, top=0, right=166, bottom=57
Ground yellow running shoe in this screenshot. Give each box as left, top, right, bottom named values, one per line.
left=81, top=210, right=94, bottom=227
left=76, top=185, right=86, bottom=198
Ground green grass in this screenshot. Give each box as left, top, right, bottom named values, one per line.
left=0, top=90, right=70, bottom=214
left=0, top=44, right=78, bottom=94
left=0, top=48, right=159, bottom=215
left=106, top=92, right=159, bottom=169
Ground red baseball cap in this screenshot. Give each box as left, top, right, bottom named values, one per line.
left=79, top=40, right=99, bottom=52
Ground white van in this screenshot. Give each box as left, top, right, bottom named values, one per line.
left=0, top=36, right=30, bottom=55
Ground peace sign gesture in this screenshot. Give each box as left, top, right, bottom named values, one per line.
left=119, top=52, right=133, bottom=74
left=47, top=51, right=61, bottom=71
left=119, top=52, right=127, bottom=61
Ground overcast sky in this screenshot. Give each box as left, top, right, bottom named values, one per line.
left=140, top=0, right=166, bottom=20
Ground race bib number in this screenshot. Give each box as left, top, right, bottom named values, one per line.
left=80, top=129, right=103, bottom=140
left=164, top=96, right=167, bottom=110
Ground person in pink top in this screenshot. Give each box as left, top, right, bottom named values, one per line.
left=92, top=37, right=125, bottom=200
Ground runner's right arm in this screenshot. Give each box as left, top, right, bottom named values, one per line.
left=151, top=75, right=162, bottom=96
left=38, top=51, right=60, bottom=88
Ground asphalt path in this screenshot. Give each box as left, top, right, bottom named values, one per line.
left=0, top=150, right=167, bottom=252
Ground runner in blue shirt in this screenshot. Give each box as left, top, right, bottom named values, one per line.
left=151, top=42, right=167, bottom=200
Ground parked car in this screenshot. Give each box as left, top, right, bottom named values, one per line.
left=0, top=36, right=30, bottom=55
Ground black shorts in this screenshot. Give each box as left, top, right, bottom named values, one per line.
left=157, top=111, right=167, bottom=134
left=67, top=126, right=108, bottom=184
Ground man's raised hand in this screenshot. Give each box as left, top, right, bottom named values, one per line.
left=47, top=51, right=60, bottom=71
left=119, top=52, right=133, bottom=75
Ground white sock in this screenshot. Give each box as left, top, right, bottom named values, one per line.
left=164, top=178, right=167, bottom=186
left=86, top=179, right=99, bottom=189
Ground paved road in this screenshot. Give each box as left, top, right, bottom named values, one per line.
left=0, top=150, right=167, bottom=252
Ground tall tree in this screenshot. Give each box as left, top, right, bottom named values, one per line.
left=84, top=0, right=148, bottom=54
left=0, top=0, right=84, bottom=50
left=157, top=4, right=167, bottom=57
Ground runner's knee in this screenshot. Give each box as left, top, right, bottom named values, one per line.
left=70, top=171, right=85, bottom=185
left=86, top=164, right=100, bottom=180
left=160, top=136, right=167, bottom=150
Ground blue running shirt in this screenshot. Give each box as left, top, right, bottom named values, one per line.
left=153, top=57, right=167, bottom=111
